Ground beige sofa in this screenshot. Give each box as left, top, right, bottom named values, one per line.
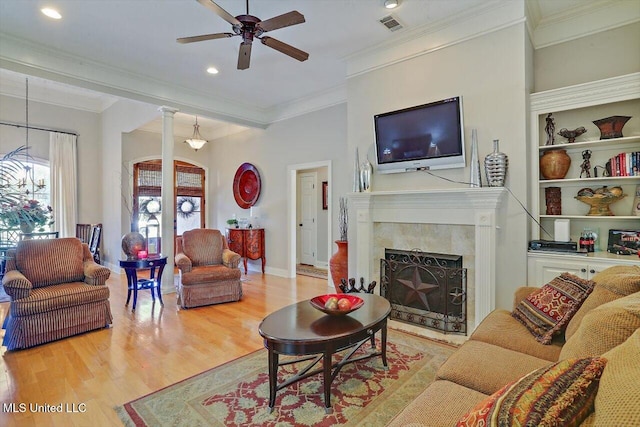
left=388, top=265, right=640, bottom=426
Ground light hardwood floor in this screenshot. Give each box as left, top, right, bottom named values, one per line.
left=0, top=270, right=333, bottom=426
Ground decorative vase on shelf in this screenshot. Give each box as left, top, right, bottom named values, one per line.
left=592, top=115, right=632, bottom=139
left=329, top=240, right=348, bottom=291
left=469, top=129, right=482, bottom=187
left=540, top=149, right=571, bottom=180
left=484, top=139, right=508, bottom=187
left=360, top=158, right=372, bottom=192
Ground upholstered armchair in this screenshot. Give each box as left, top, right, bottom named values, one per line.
left=175, top=229, right=242, bottom=309
left=2, top=237, right=112, bottom=350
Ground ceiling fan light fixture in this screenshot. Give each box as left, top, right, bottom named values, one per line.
left=185, top=117, right=208, bottom=151
left=384, top=0, right=400, bottom=9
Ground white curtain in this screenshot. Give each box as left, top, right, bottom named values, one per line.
left=49, top=132, right=77, bottom=237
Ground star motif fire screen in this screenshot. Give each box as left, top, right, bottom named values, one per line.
left=380, top=249, right=467, bottom=335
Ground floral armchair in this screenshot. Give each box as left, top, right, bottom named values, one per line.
left=174, top=229, right=242, bottom=309
left=2, top=237, right=112, bottom=350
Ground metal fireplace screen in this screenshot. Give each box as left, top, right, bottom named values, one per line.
left=380, top=249, right=467, bottom=335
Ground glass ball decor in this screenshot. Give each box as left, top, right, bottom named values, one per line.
left=121, top=232, right=145, bottom=260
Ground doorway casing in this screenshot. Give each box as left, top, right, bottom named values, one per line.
left=287, top=160, right=332, bottom=285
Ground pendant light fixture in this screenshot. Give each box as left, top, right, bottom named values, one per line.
left=184, top=116, right=207, bottom=151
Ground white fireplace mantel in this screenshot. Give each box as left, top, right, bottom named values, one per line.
left=349, top=188, right=506, bottom=329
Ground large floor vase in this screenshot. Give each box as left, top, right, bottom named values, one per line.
left=329, top=240, right=348, bottom=291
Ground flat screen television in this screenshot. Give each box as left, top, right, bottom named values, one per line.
left=373, top=96, right=465, bottom=174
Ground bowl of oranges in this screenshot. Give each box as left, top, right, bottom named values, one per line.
left=310, top=294, right=364, bottom=316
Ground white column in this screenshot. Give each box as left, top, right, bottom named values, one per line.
left=159, top=106, right=179, bottom=294
left=474, top=211, right=497, bottom=328
left=351, top=193, right=373, bottom=280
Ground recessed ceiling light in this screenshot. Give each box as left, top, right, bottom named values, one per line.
left=41, top=8, right=62, bottom=19
left=206, top=67, right=219, bottom=75
left=384, top=0, right=399, bottom=9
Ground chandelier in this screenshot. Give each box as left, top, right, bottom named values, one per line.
left=21, top=78, right=45, bottom=195
left=0, top=78, right=45, bottom=197
left=184, top=116, right=208, bottom=151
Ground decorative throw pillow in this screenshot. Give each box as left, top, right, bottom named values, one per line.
left=512, top=273, right=595, bottom=344
left=456, top=357, right=607, bottom=427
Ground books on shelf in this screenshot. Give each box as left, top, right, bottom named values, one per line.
left=606, top=151, right=640, bottom=177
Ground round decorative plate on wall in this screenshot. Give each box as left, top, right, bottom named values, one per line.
left=233, top=163, right=261, bottom=208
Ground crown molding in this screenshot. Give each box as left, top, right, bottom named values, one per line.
left=530, top=72, right=640, bottom=113
left=0, top=33, right=270, bottom=128
left=346, top=1, right=525, bottom=79
left=0, top=69, right=117, bottom=113
left=531, top=0, right=640, bottom=49
left=269, top=84, right=347, bottom=123
left=1, top=1, right=637, bottom=126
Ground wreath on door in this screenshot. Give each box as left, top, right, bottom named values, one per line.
left=177, top=196, right=198, bottom=219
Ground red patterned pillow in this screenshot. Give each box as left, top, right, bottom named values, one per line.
left=457, top=357, right=607, bottom=427
left=512, top=273, right=595, bottom=344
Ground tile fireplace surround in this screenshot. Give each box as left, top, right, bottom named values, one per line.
left=350, top=188, right=506, bottom=344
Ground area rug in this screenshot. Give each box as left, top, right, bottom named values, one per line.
left=116, top=329, right=454, bottom=427
left=296, top=264, right=328, bottom=279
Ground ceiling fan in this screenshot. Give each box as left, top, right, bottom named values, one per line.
left=177, top=0, right=309, bottom=70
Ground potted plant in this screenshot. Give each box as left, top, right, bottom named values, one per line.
left=329, top=197, right=348, bottom=289
left=0, top=199, right=53, bottom=233
left=226, top=218, right=239, bottom=228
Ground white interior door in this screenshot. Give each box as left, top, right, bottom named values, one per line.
left=299, top=173, right=317, bottom=265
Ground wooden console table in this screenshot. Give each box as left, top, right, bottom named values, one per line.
left=226, top=228, right=265, bottom=274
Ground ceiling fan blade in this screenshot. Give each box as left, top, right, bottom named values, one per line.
left=196, top=0, right=242, bottom=27
left=177, top=33, right=235, bottom=44
left=257, top=11, right=305, bottom=33
left=237, top=42, right=252, bottom=70
left=260, top=36, right=309, bottom=62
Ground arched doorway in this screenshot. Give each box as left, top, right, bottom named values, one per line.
left=132, top=160, right=206, bottom=254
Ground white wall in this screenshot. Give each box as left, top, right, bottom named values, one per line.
left=534, top=22, right=640, bottom=92
left=0, top=94, right=102, bottom=225
left=347, top=24, right=532, bottom=309
left=208, top=104, right=348, bottom=276
left=99, top=99, right=159, bottom=270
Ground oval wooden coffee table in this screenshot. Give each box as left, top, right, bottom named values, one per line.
left=258, top=293, right=391, bottom=413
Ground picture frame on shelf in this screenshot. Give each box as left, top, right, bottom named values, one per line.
left=607, top=229, right=640, bottom=255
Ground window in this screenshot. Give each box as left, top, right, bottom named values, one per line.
left=30, top=162, right=51, bottom=215
left=132, top=160, right=206, bottom=253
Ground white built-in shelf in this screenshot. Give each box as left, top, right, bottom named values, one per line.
left=538, top=135, right=640, bottom=153
left=540, top=215, right=639, bottom=220
left=539, top=176, right=640, bottom=186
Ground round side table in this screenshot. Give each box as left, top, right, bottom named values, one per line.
left=119, top=256, right=167, bottom=310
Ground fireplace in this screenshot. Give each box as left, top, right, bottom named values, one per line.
left=350, top=188, right=505, bottom=343
left=381, top=249, right=467, bottom=335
